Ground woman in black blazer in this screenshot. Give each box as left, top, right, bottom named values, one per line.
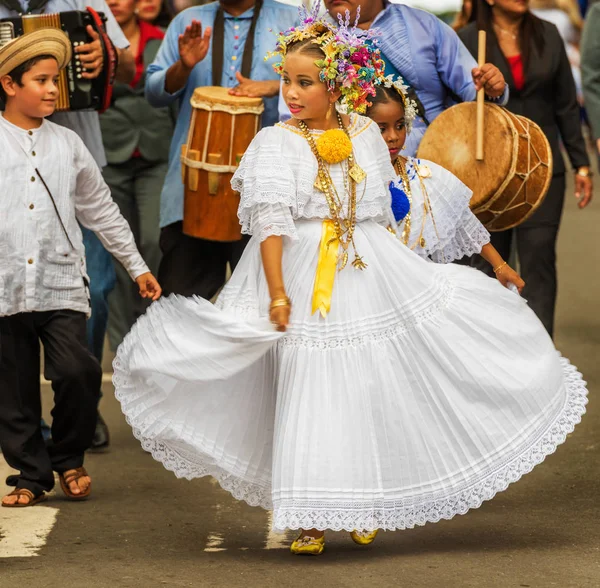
left=458, top=0, right=593, bottom=337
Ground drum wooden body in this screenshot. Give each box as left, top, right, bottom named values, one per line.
left=181, top=87, right=264, bottom=242
left=417, top=103, right=553, bottom=232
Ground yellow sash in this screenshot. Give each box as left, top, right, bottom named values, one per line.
left=312, top=220, right=340, bottom=318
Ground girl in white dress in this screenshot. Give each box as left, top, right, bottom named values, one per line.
left=113, top=6, right=588, bottom=556
left=366, top=78, right=518, bottom=272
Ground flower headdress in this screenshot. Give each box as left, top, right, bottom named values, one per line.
left=267, top=1, right=385, bottom=114
left=380, top=74, right=419, bottom=134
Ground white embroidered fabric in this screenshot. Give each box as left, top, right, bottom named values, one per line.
left=395, top=158, right=491, bottom=262
left=114, top=116, right=588, bottom=534
left=232, top=115, right=396, bottom=241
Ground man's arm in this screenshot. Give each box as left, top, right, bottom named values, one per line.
left=436, top=20, right=507, bottom=105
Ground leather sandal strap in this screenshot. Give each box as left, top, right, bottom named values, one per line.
left=8, top=488, right=35, bottom=500
left=62, top=467, right=88, bottom=485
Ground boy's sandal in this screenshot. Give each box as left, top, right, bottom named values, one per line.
left=1, top=488, right=47, bottom=508
left=58, top=467, right=92, bottom=500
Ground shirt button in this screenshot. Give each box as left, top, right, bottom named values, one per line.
left=234, top=35, right=239, bottom=40
left=28, top=258, right=34, bottom=264
left=30, top=176, right=35, bottom=182
left=29, top=203, right=34, bottom=210
left=32, top=151, right=36, bottom=156
left=28, top=130, right=33, bottom=136
left=234, top=25, right=239, bottom=30
left=231, top=56, right=237, bottom=61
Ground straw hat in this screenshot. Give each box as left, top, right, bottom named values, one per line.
left=0, top=29, right=72, bottom=78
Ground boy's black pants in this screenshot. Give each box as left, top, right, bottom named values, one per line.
left=0, top=310, right=102, bottom=496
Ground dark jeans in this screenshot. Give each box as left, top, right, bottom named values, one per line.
left=158, top=221, right=250, bottom=298
left=471, top=173, right=566, bottom=337
left=0, top=310, right=101, bottom=495
left=81, top=226, right=116, bottom=363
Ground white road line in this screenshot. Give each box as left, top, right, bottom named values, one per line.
left=0, top=456, right=59, bottom=558
left=265, top=512, right=288, bottom=550
left=204, top=533, right=226, bottom=552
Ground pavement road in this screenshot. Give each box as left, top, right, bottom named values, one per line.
left=1, top=167, right=599, bottom=588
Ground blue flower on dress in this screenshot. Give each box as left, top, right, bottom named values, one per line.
left=389, top=180, right=410, bottom=222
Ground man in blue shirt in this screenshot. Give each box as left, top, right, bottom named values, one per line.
left=146, top=0, right=298, bottom=299
left=280, top=0, right=508, bottom=157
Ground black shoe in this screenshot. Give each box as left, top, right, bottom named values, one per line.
left=90, top=414, right=110, bottom=450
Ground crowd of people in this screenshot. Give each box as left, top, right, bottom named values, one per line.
left=0, top=0, right=597, bottom=556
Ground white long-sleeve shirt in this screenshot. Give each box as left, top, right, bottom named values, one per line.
left=0, top=114, right=149, bottom=317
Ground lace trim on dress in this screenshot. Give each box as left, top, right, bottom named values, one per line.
left=114, top=357, right=587, bottom=529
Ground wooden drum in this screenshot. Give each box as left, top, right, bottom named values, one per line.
left=181, top=87, right=264, bottom=242
left=416, top=103, right=553, bottom=232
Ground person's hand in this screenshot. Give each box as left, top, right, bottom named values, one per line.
left=575, top=169, right=593, bottom=209
left=596, top=138, right=600, bottom=156
left=269, top=296, right=291, bottom=332
left=136, top=272, right=162, bottom=301
left=229, top=72, right=279, bottom=98
left=495, top=263, right=525, bottom=294
left=76, top=26, right=104, bottom=80
left=472, top=63, right=505, bottom=98
left=178, top=20, right=212, bottom=70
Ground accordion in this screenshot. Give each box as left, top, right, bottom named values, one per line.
left=0, top=9, right=117, bottom=112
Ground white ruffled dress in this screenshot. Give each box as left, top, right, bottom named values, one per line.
left=393, top=157, right=491, bottom=262
left=114, top=115, right=587, bottom=533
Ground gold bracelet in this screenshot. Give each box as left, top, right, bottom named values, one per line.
left=493, top=261, right=508, bottom=274
left=269, top=296, right=291, bottom=310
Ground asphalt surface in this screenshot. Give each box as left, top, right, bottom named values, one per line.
left=1, top=166, right=599, bottom=588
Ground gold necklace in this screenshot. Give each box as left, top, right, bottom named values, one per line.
left=298, top=114, right=367, bottom=271
left=493, top=22, right=518, bottom=41
left=394, top=157, right=428, bottom=249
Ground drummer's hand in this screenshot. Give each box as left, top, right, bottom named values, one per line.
left=229, top=72, right=280, bottom=98
left=77, top=26, right=104, bottom=80
left=178, top=20, right=212, bottom=70
left=575, top=169, right=593, bottom=209
left=496, top=264, right=525, bottom=294
left=472, top=63, right=505, bottom=98
left=136, top=272, right=162, bottom=301
left=269, top=305, right=290, bottom=333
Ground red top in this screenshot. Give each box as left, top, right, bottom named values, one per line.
left=507, top=54, right=525, bottom=92
left=131, top=20, right=165, bottom=88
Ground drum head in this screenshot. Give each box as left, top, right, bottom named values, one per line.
left=417, top=103, right=517, bottom=210
left=476, top=115, right=552, bottom=231
left=191, top=86, right=264, bottom=109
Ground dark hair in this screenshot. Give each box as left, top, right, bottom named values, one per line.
left=152, top=0, right=173, bottom=29
left=286, top=38, right=326, bottom=61
left=0, top=54, right=56, bottom=107
left=365, top=85, right=405, bottom=116
left=475, top=0, right=545, bottom=74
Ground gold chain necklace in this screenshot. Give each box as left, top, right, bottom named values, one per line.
left=298, top=114, right=367, bottom=271
left=394, top=157, right=428, bottom=249
left=493, top=22, right=518, bottom=41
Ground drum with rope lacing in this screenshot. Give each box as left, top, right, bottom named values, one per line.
left=181, top=86, right=264, bottom=242
left=416, top=102, right=553, bottom=232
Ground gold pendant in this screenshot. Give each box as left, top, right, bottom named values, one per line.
left=314, top=177, right=325, bottom=192
left=349, top=164, right=366, bottom=184
left=339, top=251, right=349, bottom=271
left=419, top=237, right=427, bottom=248
left=417, top=164, right=432, bottom=179
left=352, top=255, right=368, bottom=270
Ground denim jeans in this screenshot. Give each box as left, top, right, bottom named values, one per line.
left=81, top=226, right=116, bottom=364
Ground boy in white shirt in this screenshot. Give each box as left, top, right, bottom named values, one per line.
left=0, top=29, right=161, bottom=507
